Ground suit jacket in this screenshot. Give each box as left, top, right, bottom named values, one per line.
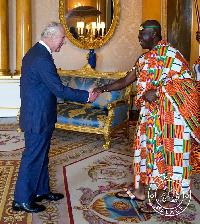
left=19, top=42, right=89, bottom=133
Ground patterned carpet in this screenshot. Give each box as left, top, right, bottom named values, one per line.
left=0, top=122, right=200, bottom=224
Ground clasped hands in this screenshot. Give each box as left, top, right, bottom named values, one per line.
left=88, top=86, right=102, bottom=103
left=89, top=86, right=158, bottom=103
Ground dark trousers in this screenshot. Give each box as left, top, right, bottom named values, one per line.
left=14, top=131, right=52, bottom=203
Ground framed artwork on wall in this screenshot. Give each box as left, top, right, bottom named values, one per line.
left=161, top=0, right=192, bottom=62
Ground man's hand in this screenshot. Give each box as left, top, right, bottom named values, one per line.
left=142, top=89, right=158, bottom=103
left=88, top=86, right=100, bottom=103
left=93, top=87, right=103, bottom=93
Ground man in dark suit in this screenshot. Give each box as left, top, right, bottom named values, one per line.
left=12, top=22, right=99, bottom=213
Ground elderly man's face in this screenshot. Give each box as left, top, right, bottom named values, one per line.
left=138, top=28, right=154, bottom=50
left=51, top=27, right=66, bottom=52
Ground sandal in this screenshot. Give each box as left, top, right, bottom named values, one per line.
left=115, top=188, right=145, bottom=201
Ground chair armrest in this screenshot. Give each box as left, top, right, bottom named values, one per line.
left=104, top=99, right=130, bottom=133
left=107, top=99, right=129, bottom=110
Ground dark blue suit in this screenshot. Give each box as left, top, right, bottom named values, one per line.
left=14, top=42, right=89, bottom=203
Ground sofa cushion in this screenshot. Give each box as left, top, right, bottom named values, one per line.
left=57, top=103, right=108, bottom=128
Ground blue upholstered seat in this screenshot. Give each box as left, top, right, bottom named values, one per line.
left=56, top=68, right=131, bottom=149
left=57, top=103, right=128, bottom=128
left=57, top=103, right=108, bottom=128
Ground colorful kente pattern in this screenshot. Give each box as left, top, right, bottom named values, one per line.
left=133, top=40, right=200, bottom=194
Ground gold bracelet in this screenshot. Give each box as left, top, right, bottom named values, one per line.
left=128, top=66, right=136, bottom=73
left=132, top=66, right=136, bottom=71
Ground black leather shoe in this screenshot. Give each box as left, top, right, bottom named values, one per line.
left=35, top=192, right=64, bottom=202
left=12, top=201, right=46, bottom=213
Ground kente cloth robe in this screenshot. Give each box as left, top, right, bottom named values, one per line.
left=134, top=40, right=200, bottom=195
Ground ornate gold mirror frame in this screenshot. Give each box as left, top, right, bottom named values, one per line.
left=59, top=0, right=120, bottom=49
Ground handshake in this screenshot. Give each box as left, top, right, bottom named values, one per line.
left=88, top=86, right=102, bottom=103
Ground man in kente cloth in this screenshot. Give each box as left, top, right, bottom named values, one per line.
left=93, top=20, right=200, bottom=213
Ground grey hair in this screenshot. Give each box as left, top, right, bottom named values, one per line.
left=41, top=22, right=64, bottom=38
